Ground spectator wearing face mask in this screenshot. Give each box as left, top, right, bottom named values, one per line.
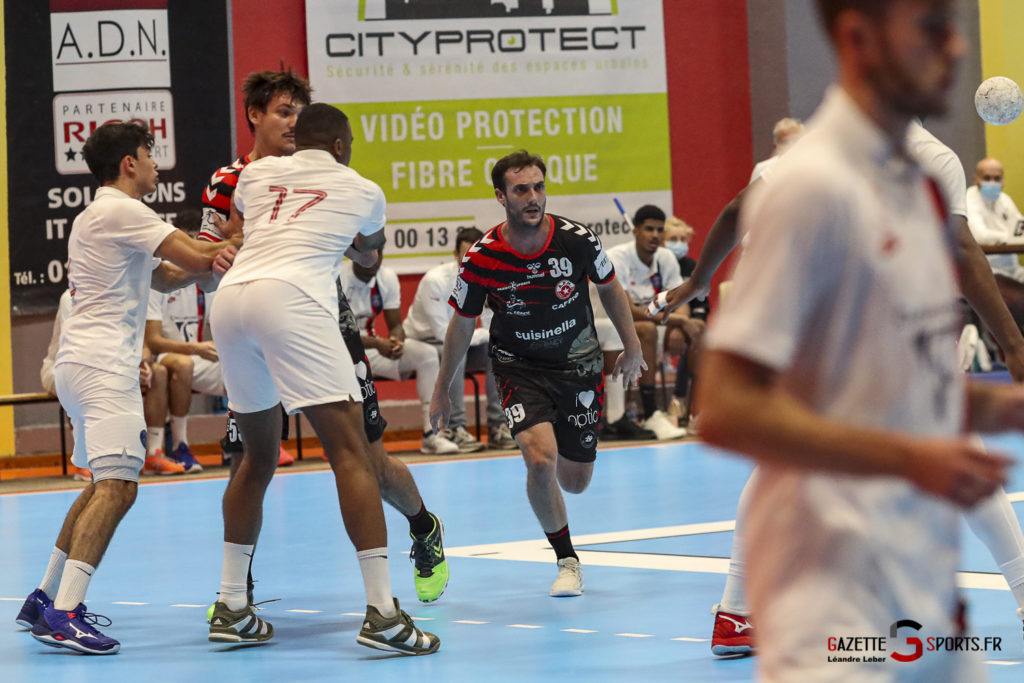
left=966, top=157, right=1024, bottom=324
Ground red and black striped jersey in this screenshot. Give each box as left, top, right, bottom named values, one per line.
left=450, top=213, right=614, bottom=375
left=198, top=154, right=251, bottom=242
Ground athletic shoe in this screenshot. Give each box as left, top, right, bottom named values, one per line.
left=71, top=467, right=91, bottom=482
left=31, top=604, right=119, bottom=655
left=15, top=588, right=51, bottom=629
left=278, top=445, right=295, bottom=467
left=170, top=442, right=203, bottom=474
left=710, top=603, right=754, bottom=656
left=208, top=601, right=274, bottom=643
left=443, top=426, right=485, bottom=453
left=356, top=598, right=440, bottom=656
left=409, top=513, right=449, bottom=603
left=607, top=416, right=657, bottom=441
left=487, top=424, right=517, bottom=450
left=142, top=452, right=186, bottom=475
left=550, top=557, right=584, bottom=597
left=642, top=410, right=687, bottom=440
left=421, top=432, right=459, bottom=455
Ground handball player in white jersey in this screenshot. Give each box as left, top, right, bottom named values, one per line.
left=698, top=1, right=1024, bottom=680
left=16, top=121, right=229, bottom=654
left=206, top=103, right=438, bottom=655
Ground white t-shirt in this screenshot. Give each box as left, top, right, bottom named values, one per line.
left=905, top=119, right=968, bottom=218
left=708, top=88, right=967, bottom=677
left=405, top=260, right=458, bottom=343
left=338, top=261, right=401, bottom=337
left=40, top=290, right=72, bottom=395
left=218, top=149, right=386, bottom=317
left=147, top=285, right=214, bottom=343
left=965, top=184, right=1024, bottom=278
left=57, top=187, right=177, bottom=379
left=606, top=242, right=683, bottom=306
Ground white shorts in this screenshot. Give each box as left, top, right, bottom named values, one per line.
left=211, top=280, right=361, bottom=415
left=54, top=362, right=146, bottom=473
left=154, top=353, right=226, bottom=396
left=594, top=318, right=665, bottom=358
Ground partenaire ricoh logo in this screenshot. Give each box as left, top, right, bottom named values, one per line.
left=826, top=620, right=1001, bottom=665
left=361, top=0, right=617, bottom=21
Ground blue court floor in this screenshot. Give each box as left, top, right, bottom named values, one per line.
left=2, top=437, right=1024, bottom=682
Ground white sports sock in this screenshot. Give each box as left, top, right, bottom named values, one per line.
left=170, top=415, right=188, bottom=449
left=38, top=546, right=68, bottom=597
left=605, top=376, right=625, bottom=423
left=54, top=559, right=95, bottom=611
left=219, top=542, right=255, bottom=611
left=965, top=485, right=1024, bottom=611
left=357, top=547, right=396, bottom=617
left=147, top=426, right=165, bottom=456
left=720, top=469, right=758, bottom=615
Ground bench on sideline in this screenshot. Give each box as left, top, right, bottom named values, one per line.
left=0, top=393, right=68, bottom=474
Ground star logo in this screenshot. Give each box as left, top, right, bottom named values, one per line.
left=65, top=148, right=77, bottom=161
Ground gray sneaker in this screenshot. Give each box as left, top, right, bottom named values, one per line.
left=444, top=426, right=485, bottom=453
left=421, top=432, right=459, bottom=455
left=208, top=601, right=274, bottom=643
left=356, top=598, right=440, bottom=656
left=488, top=424, right=517, bottom=450
left=550, top=557, right=584, bottom=597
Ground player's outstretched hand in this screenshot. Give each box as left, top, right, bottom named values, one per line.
left=612, top=348, right=647, bottom=388
left=213, top=244, right=238, bottom=275
left=905, top=438, right=1012, bottom=508
left=658, top=280, right=707, bottom=323
left=429, top=390, right=451, bottom=434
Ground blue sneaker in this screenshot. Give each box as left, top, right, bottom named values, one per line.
left=31, top=604, right=119, bottom=655
left=171, top=442, right=203, bottom=474
left=15, top=588, right=51, bottom=629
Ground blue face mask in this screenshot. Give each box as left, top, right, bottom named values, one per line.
left=665, top=241, right=689, bottom=259
left=980, top=181, right=1002, bottom=203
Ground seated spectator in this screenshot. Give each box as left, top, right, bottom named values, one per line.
left=749, top=117, right=804, bottom=183
left=966, top=157, right=1024, bottom=325
left=404, top=227, right=516, bottom=451
left=606, top=205, right=704, bottom=440
left=662, top=216, right=706, bottom=423
left=339, top=250, right=460, bottom=454
left=42, top=290, right=184, bottom=476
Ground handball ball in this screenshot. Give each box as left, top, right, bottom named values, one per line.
left=975, top=76, right=1024, bottom=126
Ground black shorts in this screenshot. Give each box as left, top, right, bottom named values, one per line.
left=354, top=351, right=386, bottom=443
left=492, top=365, right=604, bottom=463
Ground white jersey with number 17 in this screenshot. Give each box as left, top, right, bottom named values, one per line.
left=218, top=149, right=386, bottom=317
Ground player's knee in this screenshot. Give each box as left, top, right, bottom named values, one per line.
left=149, top=362, right=168, bottom=386
left=524, top=450, right=558, bottom=480
left=558, top=473, right=589, bottom=494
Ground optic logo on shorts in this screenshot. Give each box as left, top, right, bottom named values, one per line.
left=555, top=279, right=575, bottom=300
left=568, top=390, right=599, bottom=427
left=367, top=406, right=380, bottom=424
left=825, top=620, right=1002, bottom=665
left=513, top=318, right=576, bottom=341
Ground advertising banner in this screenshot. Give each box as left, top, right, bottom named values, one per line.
left=306, top=0, right=671, bottom=273
left=5, top=0, right=232, bottom=315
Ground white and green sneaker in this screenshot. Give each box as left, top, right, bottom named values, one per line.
left=208, top=601, right=274, bottom=643
left=409, top=513, right=449, bottom=603
left=356, top=598, right=440, bottom=656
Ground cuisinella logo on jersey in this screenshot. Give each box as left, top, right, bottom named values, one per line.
left=513, top=318, right=576, bottom=341
left=825, top=620, right=1001, bottom=664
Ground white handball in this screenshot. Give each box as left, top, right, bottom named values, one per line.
left=975, top=76, right=1024, bottom=126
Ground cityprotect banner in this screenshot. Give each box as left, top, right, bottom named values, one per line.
left=306, top=0, right=671, bottom=274
left=5, top=0, right=232, bottom=315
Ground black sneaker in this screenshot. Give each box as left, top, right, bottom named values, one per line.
left=409, top=513, right=449, bottom=603
left=357, top=598, right=440, bottom=655
left=208, top=601, right=274, bottom=643
left=608, top=416, right=657, bottom=440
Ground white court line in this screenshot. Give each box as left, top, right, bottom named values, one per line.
left=286, top=609, right=322, bottom=614
left=454, top=620, right=488, bottom=624
left=508, top=624, right=543, bottom=629
left=171, top=604, right=206, bottom=608
left=446, top=520, right=1014, bottom=591
left=985, top=660, right=1021, bottom=666
left=562, top=628, right=597, bottom=633
left=616, top=633, right=653, bottom=638
left=342, top=612, right=365, bottom=616
left=1007, top=492, right=1024, bottom=504
left=0, top=597, right=22, bottom=601
left=672, top=637, right=709, bottom=642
